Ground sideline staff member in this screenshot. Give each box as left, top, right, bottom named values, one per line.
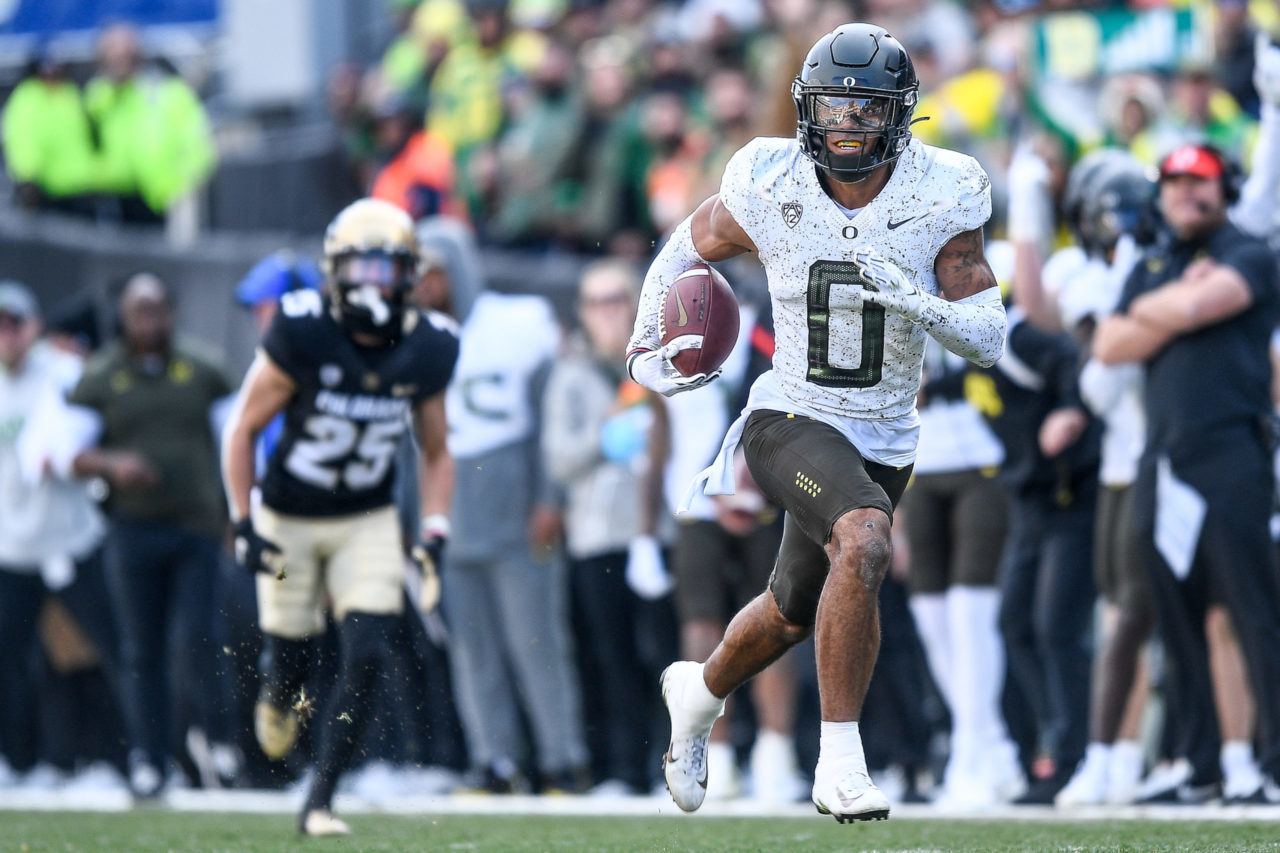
left=1094, top=143, right=1280, bottom=803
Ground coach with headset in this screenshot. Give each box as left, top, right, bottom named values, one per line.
left=1093, top=141, right=1280, bottom=803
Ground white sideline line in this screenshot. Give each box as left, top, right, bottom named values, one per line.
left=1, top=789, right=1279, bottom=822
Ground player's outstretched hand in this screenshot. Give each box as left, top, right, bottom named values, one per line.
left=853, top=248, right=923, bottom=320
left=234, top=518, right=286, bottom=580
left=627, top=342, right=722, bottom=397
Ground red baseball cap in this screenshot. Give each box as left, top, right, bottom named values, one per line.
left=1159, top=144, right=1225, bottom=180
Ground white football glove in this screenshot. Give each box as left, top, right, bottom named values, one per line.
left=627, top=338, right=722, bottom=397
left=1255, top=32, right=1280, bottom=108
left=852, top=248, right=923, bottom=320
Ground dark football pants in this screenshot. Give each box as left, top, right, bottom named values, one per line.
left=1133, top=439, right=1280, bottom=783
left=740, top=409, right=912, bottom=627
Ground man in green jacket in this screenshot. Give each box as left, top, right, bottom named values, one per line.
left=1, top=52, right=100, bottom=216
left=84, top=24, right=216, bottom=223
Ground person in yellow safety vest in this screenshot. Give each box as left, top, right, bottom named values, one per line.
left=1, top=51, right=101, bottom=216
left=83, top=24, right=216, bottom=224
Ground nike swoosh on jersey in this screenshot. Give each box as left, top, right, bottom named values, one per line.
left=886, top=216, right=916, bottom=230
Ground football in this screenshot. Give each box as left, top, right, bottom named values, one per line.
left=661, top=263, right=740, bottom=377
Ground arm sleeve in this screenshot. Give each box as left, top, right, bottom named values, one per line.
left=629, top=141, right=758, bottom=358
left=913, top=286, right=1007, bottom=368
left=627, top=214, right=708, bottom=355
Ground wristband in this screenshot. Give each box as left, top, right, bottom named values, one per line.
left=420, top=513, right=451, bottom=539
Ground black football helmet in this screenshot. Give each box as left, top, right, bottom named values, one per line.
left=322, top=198, right=421, bottom=344
left=1083, top=162, right=1159, bottom=253
left=792, top=23, right=918, bottom=183
left=1062, top=148, right=1134, bottom=251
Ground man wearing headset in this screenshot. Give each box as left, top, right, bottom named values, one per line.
left=1094, top=142, right=1280, bottom=803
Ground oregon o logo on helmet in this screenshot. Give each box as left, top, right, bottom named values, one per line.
left=843, top=77, right=857, bottom=87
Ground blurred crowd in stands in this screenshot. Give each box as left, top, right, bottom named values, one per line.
left=3, top=0, right=1280, bottom=814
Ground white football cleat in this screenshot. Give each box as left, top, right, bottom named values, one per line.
left=660, top=661, right=725, bottom=812
left=300, top=809, right=351, bottom=837
left=812, top=764, right=891, bottom=823
left=704, top=741, right=740, bottom=801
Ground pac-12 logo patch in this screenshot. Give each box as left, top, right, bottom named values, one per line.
left=320, top=364, right=343, bottom=388
left=781, top=202, right=803, bottom=228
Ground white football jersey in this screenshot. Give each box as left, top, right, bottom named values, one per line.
left=720, top=137, right=991, bottom=422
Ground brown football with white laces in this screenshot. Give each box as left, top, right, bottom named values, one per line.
left=660, top=264, right=739, bottom=377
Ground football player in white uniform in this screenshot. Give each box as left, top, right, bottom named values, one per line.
left=627, top=23, right=1005, bottom=822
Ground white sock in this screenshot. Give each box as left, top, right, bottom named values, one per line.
left=947, top=585, right=1007, bottom=751
left=1221, top=740, right=1256, bottom=775
left=674, top=662, right=726, bottom=736
left=909, top=593, right=952, bottom=708
left=818, top=721, right=865, bottom=771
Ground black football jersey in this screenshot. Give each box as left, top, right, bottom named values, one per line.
left=258, top=289, right=459, bottom=517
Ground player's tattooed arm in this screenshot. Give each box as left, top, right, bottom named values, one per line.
left=934, top=228, right=999, bottom=302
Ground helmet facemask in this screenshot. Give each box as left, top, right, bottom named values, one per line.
left=331, top=250, right=415, bottom=344
left=794, top=82, right=917, bottom=182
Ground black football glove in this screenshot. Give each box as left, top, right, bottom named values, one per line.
left=234, top=518, right=286, bottom=580
left=410, top=533, right=446, bottom=613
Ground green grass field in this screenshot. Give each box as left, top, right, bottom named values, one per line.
left=2, top=812, right=1280, bottom=853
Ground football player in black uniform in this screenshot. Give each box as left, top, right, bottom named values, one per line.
left=221, top=198, right=459, bottom=835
